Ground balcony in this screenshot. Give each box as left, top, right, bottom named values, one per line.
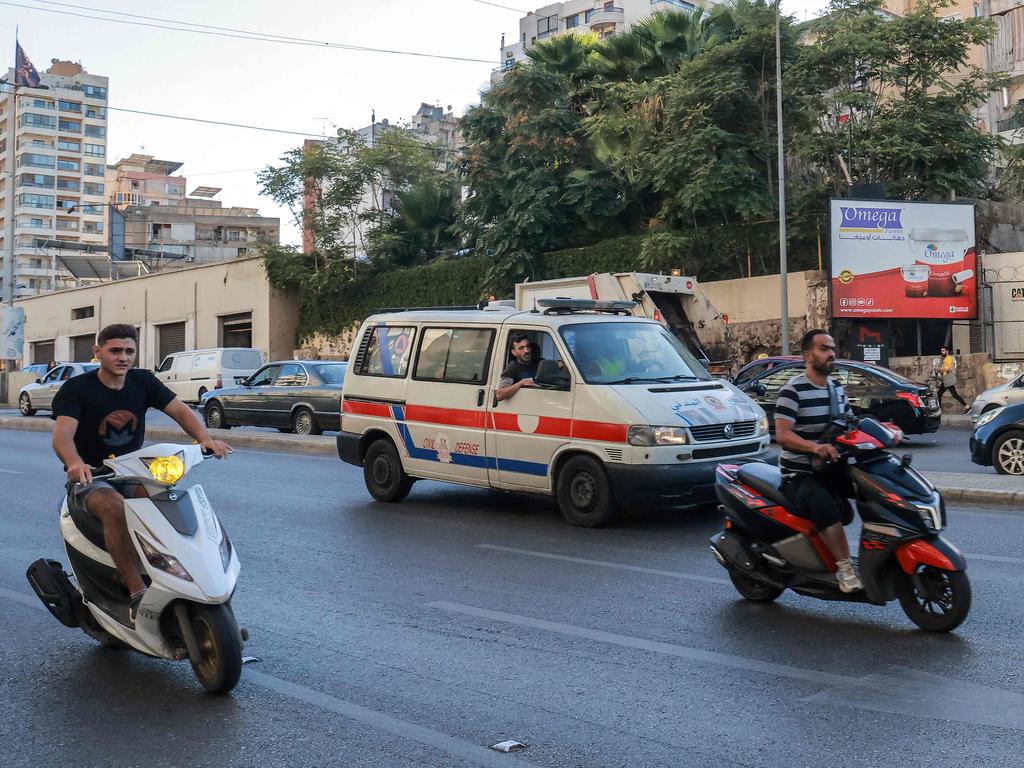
left=55, top=221, right=80, bottom=232
left=588, top=6, right=625, bottom=29
left=997, top=114, right=1024, bottom=133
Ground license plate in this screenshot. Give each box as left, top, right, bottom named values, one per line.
left=927, top=397, right=937, bottom=409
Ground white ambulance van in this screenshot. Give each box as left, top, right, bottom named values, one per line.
left=337, top=299, right=771, bottom=527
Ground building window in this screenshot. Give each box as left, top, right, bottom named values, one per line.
left=20, top=153, right=56, bottom=168
left=19, top=173, right=54, bottom=188
left=219, top=313, right=253, bottom=348
left=57, top=159, right=80, bottom=172
left=604, top=1, right=614, bottom=9
left=537, top=13, right=559, bottom=36
left=84, top=143, right=105, bottom=156
left=227, top=229, right=241, bottom=241
left=20, top=113, right=57, bottom=129
left=81, top=204, right=103, bottom=215
left=83, top=162, right=104, bottom=176
left=83, top=182, right=104, bottom=196
left=85, top=106, right=106, bottom=119
left=57, top=139, right=81, bottom=152
left=165, top=183, right=183, bottom=195
left=31, top=258, right=43, bottom=268
left=72, top=305, right=95, bottom=320
left=83, top=221, right=104, bottom=235
left=82, top=84, right=107, bottom=100
left=56, top=179, right=80, bottom=191
left=58, top=118, right=82, bottom=133
left=566, top=13, right=579, bottom=27
left=31, top=98, right=53, bottom=109
left=30, top=218, right=44, bottom=228
left=84, top=124, right=106, bottom=138
left=58, top=100, right=81, bottom=113
left=652, top=0, right=695, bottom=8
left=18, top=193, right=55, bottom=209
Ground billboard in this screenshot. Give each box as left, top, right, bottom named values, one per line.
left=830, top=199, right=976, bottom=319
left=2, top=307, right=25, bottom=360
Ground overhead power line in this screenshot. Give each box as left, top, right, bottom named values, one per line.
left=469, top=0, right=528, bottom=12
left=1, top=0, right=497, bottom=65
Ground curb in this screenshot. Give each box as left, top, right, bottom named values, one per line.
left=934, top=486, right=1024, bottom=506
left=0, top=417, right=338, bottom=458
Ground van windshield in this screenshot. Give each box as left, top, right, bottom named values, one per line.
left=559, top=322, right=710, bottom=384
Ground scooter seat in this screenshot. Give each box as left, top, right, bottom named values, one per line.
left=736, top=462, right=790, bottom=508
left=67, top=494, right=107, bottom=552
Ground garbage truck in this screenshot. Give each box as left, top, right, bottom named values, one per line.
left=515, top=272, right=732, bottom=376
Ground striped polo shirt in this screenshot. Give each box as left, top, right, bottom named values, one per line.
left=775, top=372, right=848, bottom=474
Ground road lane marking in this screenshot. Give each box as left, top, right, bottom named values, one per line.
left=477, top=544, right=730, bottom=585
left=429, top=600, right=849, bottom=687
left=0, top=468, right=22, bottom=474
left=0, top=586, right=543, bottom=767
left=428, top=601, right=1024, bottom=731
left=245, top=670, right=544, bottom=768
left=964, top=552, right=1024, bottom=565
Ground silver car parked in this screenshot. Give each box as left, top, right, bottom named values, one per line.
left=968, top=372, right=1024, bottom=424
left=18, top=363, right=99, bottom=415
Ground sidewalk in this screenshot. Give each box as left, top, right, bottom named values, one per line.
left=1, top=414, right=1018, bottom=507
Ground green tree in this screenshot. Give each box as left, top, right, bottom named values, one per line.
left=367, top=179, right=460, bottom=267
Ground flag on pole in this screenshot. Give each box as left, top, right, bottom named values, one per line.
left=15, top=41, right=41, bottom=87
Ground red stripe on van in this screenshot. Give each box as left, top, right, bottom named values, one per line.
left=406, top=404, right=488, bottom=429
left=342, top=400, right=391, bottom=418
left=571, top=420, right=629, bottom=443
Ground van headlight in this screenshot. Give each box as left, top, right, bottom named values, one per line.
left=758, top=415, right=769, bottom=435
left=628, top=425, right=688, bottom=446
left=975, top=407, right=1003, bottom=428
left=143, top=453, right=185, bottom=485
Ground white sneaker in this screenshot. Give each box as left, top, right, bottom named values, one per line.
left=835, top=559, right=863, bottom=593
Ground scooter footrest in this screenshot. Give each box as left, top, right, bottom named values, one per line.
left=26, top=558, right=81, bottom=628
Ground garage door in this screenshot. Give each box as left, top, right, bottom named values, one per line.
left=157, top=322, right=186, bottom=361
left=71, top=334, right=95, bottom=362
left=32, top=340, right=54, bottom=365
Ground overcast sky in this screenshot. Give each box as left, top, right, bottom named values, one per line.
left=2, top=0, right=831, bottom=246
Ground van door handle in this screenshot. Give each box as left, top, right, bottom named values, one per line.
left=477, top=388, right=485, bottom=407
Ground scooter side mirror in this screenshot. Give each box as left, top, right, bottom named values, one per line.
left=900, top=454, right=912, bottom=469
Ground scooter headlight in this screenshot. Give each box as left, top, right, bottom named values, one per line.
left=135, top=533, right=193, bottom=581
left=913, top=495, right=944, bottom=533
left=628, top=425, right=688, bottom=446
left=144, top=453, right=186, bottom=485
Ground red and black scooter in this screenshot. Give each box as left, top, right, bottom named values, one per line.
left=710, top=416, right=971, bottom=632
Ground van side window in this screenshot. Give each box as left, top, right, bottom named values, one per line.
left=355, top=325, right=415, bottom=378
left=415, top=328, right=494, bottom=384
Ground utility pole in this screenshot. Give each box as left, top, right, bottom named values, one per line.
left=775, top=0, right=790, bottom=355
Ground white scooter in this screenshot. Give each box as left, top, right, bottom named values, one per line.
left=27, top=443, right=245, bottom=694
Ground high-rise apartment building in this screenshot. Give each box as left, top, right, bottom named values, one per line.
left=1, top=59, right=109, bottom=298
left=493, top=0, right=712, bottom=83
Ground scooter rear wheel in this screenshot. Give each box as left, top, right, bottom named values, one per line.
left=187, top=604, right=243, bottom=694
left=896, top=566, right=971, bottom=632
left=728, top=570, right=784, bottom=602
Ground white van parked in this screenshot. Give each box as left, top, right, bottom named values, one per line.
left=156, top=347, right=263, bottom=403
left=337, top=299, right=771, bottom=527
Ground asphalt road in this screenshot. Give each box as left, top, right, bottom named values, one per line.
left=0, top=407, right=990, bottom=474
left=1, top=429, right=1022, bottom=768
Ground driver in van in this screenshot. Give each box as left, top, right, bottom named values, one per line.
left=496, top=333, right=540, bottom=401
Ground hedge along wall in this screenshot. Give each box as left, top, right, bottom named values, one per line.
left=303, top=235, right=656, bottom=341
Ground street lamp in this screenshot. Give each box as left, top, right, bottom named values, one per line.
left=776, top=0, right=790, bottom=355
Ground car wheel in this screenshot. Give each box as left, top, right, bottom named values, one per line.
left=198, top=387, right=208, bottom=400
left=19, top=393, right=36, bottom=416
left=556, top=455, right=618, bottom=527
left=992, top=429, right=1024, bottom=475
left=205, top=401, right=230, bottom=430
left=363, top=438, right=413, bottom=502
left=292, top=407, right=321, bottom=436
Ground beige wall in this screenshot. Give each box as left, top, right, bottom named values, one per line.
left=14, top=258, right=298, bottom=368
left=701, top=271, right=816, bottom=326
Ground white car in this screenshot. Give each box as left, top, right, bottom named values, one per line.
left=967, top=372, right=1024, bottom=424
left=18, top=362, right=99, bottom=415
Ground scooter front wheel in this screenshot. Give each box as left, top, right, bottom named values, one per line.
left=728, top=570, right=784, bottom=602
left=187, top=604, right=243, bottom=694
left=896, top=567, right=971, bottom=632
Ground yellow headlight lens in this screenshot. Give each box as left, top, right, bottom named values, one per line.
left=148, top=454, right=185, bottom=485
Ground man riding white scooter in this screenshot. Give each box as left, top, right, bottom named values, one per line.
left=51, top=324, right=232, bottom=621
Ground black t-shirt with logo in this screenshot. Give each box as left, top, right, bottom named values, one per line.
left=51, top=368, right=176, bottom=467
left=500, top=358, right=539, bottom=385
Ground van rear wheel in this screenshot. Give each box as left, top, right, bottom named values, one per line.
left=556, top=455, right=618, bottom=527
left=364, top=438, right=413, bottom=502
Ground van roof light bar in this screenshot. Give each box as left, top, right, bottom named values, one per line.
left=537, top=298, right=637, bottom=316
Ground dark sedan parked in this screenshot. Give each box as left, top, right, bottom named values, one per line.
left=201, top=360, right=347, bottom=435
left=738, top=361, right=940, bottom=435
left=970, top=401, right=1024, bottom=475
left=732, top=355, right=801, bottom=386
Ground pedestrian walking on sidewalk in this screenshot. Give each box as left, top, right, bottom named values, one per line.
left=936, top=346, right=969, bottom=413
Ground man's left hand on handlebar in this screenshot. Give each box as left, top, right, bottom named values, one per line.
left=200, top=438, right=233, bottom=458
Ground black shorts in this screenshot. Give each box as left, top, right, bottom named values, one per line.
left=781, top=474, right=849, bottom=530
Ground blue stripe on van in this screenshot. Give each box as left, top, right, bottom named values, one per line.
left=393, top=416, right=547, bottom=476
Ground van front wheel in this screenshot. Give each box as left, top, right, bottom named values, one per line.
left=364, top=439, right=413, bottom=502
left=556, top=455, right=618, bottom=527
